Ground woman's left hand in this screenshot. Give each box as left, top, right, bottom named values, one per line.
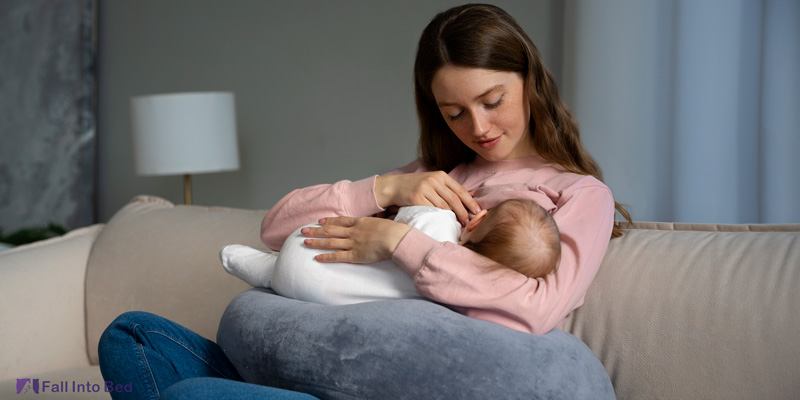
left=301, top=216, right=412, bottom=264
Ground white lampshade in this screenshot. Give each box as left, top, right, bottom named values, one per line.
left=130, top=92, right=240, bottom=176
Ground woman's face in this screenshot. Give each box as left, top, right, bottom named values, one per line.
left=431, top=65, right=535, bottom=162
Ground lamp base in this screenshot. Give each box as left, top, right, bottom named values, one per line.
left=183, top=174, right=192, bottom=205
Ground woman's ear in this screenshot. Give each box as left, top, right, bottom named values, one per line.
left=465, top=209, right=489, bottom=232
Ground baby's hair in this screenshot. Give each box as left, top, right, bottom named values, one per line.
left=463, top=199, right=561, bottom=279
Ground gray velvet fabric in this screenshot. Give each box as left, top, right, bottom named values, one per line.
left=217, top=289, right=614, bottom=399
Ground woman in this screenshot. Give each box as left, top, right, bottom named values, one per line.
left=99, top=4, right=628, bottom=399
left=260, top=2, right=628, bottom=334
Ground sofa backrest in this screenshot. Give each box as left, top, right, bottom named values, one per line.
left=563, top=222, right=800, bottom=400
left=84, top=196, right=262, bottom=364
left=86, top=196, right=800, bottom=399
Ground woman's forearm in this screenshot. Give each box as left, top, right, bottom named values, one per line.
left=260, top=160, right=426, bottom=250
left=260, top=177, right=383, bottom=250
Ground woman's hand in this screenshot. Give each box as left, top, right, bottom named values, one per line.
left=375, top=172, right=480, bottom=225
left=301, top=216, right=412, bottom=264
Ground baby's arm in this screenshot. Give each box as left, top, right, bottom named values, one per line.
left=394, top=206, right=461, bottom=244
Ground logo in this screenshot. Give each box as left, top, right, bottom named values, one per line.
left=16, top=379, right=39, bottom=394
left=14, top=378, right=132, bottom=395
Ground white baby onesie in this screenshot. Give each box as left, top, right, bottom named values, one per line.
left=221, top=206, right=461, bottom=305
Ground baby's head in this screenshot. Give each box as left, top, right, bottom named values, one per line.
left=460, top=199, right=561, bottom=279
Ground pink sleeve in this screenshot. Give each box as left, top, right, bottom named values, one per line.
left=260, top=177, right=382, bottom=250
left=392, top=184, right=615, bottom=334
left=260, top=160, right=427, bottom=250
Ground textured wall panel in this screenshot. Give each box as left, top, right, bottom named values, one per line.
left=0, top=0, right=96, bottom=233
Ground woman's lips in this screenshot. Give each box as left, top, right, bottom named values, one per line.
left=477, top=136, right=501, bottom=149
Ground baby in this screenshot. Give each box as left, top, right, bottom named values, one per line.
left=221, top=198, right=560, bottom=305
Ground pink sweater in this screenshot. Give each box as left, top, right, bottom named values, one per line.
left=261, top=155, right=615, bottom=334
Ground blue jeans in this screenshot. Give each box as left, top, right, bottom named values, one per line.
left=98, top=311, right=319, bottom=400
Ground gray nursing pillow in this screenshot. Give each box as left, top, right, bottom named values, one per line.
left=217, top=289, right=614, bottom=399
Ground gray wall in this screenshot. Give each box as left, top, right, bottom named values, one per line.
left=98, top=0, right=563, bottom=221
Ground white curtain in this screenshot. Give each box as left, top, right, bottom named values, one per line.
left=560, top=0, right=799, bottom=223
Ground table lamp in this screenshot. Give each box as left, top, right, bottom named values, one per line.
left=130, top=92, right=240, bottom=205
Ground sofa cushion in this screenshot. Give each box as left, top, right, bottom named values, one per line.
left=563, top=222, right=800, bottom=399
left=85, top=196, right=263, bottom=364
left=0, top=224, right=103, bottom=381
left=218, top=289, right=615, bottom=400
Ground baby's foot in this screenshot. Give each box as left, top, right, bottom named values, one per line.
left=220, top=244, right=277, bottom=288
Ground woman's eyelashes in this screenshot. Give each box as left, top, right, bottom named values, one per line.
left=446, top=96, right=504, bottom=122
left=448, top=111, right=464, bottom=122
left=486, top=96, right=504, bottom=109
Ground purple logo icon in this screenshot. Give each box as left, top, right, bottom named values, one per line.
left=16, top=378, right=39, bottom=394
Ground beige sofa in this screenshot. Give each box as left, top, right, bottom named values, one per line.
left=1, top=195, right=798, bottom=399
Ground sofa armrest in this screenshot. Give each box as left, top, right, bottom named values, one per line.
left=0, top=224, right=104, bottom=381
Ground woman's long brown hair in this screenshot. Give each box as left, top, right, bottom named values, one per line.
left=413, top=4, right=631, bottom=237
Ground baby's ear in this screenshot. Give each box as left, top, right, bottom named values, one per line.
left=465, top=209, right=489, bottom=232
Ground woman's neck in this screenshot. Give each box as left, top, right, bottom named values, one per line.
left=471, top=154, right=547, bottom=173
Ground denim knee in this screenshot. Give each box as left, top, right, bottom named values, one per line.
left=98, top=311, right=153, bottom=353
